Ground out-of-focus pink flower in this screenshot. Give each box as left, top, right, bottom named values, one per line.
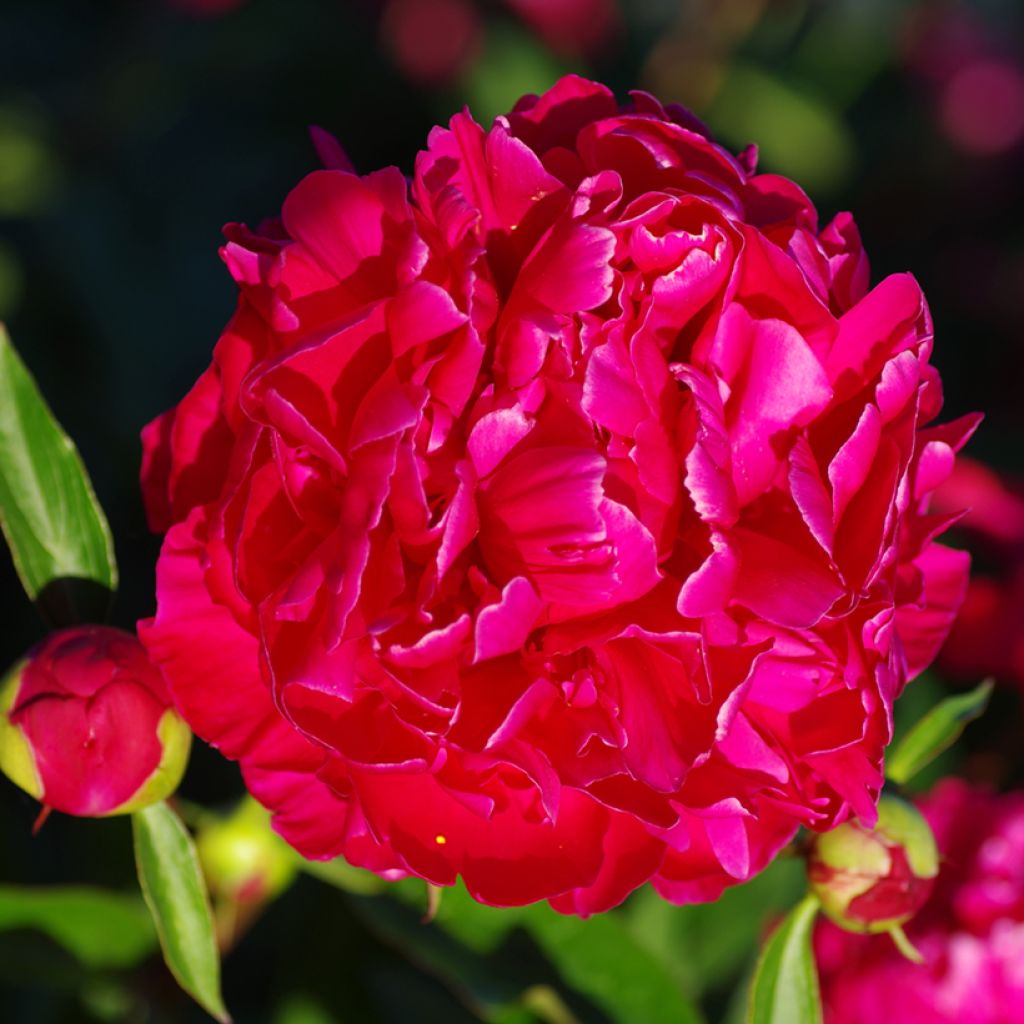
left=932, top=457, right=1024, bottom=547
left=902, top=8, right=988, bottom=85
left=503, top=0, right=619, bottom=57
left=139, top=76, right=974, bottom=913
left=381, top=0, right=482, bottom=84
left=902, top=8, right=1024, bottom=157
left=817, top=780, right=1024, bottom=1024
left=933, top=457, right=1024, bottom=687
left=941, top=60, right=1024, bottom=156
left=0, top=627, right=191, bottom=817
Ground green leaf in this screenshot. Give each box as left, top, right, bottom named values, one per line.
left=621, top=856, right=806, bottom=998
left=132, top=801, right=230, bottom=1023
left=706, top=63, right=855, bottom=195
left=521, top=905, right=704, bottom=1024
left=345, top=889, right=525, bottom=1021
left=886, top=679, right=994, bottom=785
left=746, top=894, right=822, bottom=1024
left=375, top=879, right=703, bottom=1024
left=0, top=323, right=117, bottom=620
left=300, top=856, right=387, bottom=896
left=0, top=885, right=156, bottom=969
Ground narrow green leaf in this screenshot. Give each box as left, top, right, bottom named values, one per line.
left=132, top=802, right=230, bottom=1023
left=0, top=885, right=156, bottom=969
left=0, top=324, right=116, bottom=618
left=887, top=679, right=994, bottom=785
left=747, top=894, right=822, bottom=1024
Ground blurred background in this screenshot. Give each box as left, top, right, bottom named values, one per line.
left=1, top=1, right=1022, bottom=1021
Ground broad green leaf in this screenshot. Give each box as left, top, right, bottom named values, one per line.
left=0, top=324, right=116, bottom=620
left=887, top=679, right=994, bottom=785
left=132, top=801, right=229, bottom=1023
left=374, top=879, right=703, bottom=1024
left=0, top=885, right=156, bottom=969
left=746, top=895, right=822, bottom=1024
left=398, top=878, right=524, bottom=954
left=707, top=63, right=854, bottom=194
left=348, top=892, right=520, bottom=1019
left=521, top=905, right=704, bottom=1024
left=345, top=890, right=525, bottom=1021
left=621, top=856, right=806, bottom=998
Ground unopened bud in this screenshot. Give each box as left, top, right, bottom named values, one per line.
left=196, top=797, right=296, bottom=904
left=809, top=794, right=939, bottom=937
left=0, top=626, right=191, bottom=817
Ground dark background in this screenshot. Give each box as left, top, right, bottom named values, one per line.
left=1, top=1, right=1022, bottom=1021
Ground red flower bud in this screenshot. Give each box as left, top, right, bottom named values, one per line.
left=809, top=794, right=940, bottom=938
left=0, top=626, right=190, bottom=817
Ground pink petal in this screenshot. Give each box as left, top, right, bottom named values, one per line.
left=789, top=435, right=835, bottom=554
left=583, top=334, right=648, bottom=437
left=730, top=525, right=844, bottom=628
left=474, top=576, right=543, bottom=662
left=388, top=280, right=469, bottom=356
left=308, top=125, right=356, bottom=173
left=896, top=543, right=971, bottom=679
left=829, top=404, right=882, bottom=524
left=354, top=772, right=609, bottom=906
left=467, top=405, right=534, bottom=478
left=827, top=273, right=925, bottom=388
left=282, top=170, right=388, bottom=281
left=711, top=307, right=832, bottom=504
left=514, top=217, right=615, bottom=314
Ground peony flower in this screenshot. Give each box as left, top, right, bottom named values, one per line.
left=0, top=626, right=191, bottom=817
left=817, top=780, right=1024, bottom=1024
left=139, top=75, right=976, bottom=913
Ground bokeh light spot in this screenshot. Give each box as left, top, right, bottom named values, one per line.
left=941, top=60, right=1024, bottom=155
left=382, top=0, right=482, bottom=84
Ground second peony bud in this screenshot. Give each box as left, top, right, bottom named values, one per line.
left=0, top=626, right=190, bottom=818
left=808, top=795, right=940, bottom=941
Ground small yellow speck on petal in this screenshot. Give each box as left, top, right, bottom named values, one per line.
left=435, top=834, right=447, bottom=845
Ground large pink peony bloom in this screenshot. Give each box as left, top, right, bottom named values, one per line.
left=817, top=780, right=1024, bottom=1023
left=139, top=76, right=976, bottom=912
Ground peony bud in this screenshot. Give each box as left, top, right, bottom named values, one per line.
left=0, top=626, right=191, bottom=817
left=809, top=795, right=939, bottom=943
left=196, top=797, right=296, bottom=905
